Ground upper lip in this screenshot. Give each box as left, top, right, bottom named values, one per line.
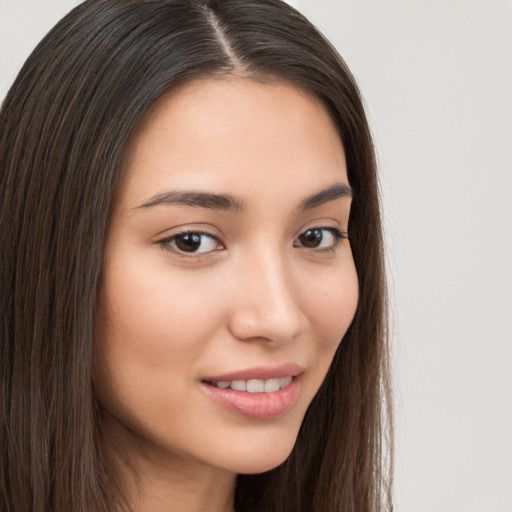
left=202, top=363, right=304, bottom=383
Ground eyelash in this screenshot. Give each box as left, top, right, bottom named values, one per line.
left=294, top=226, right=348, bottom=251
left=158, top=226, right=349, bottom=257
left=159, top=230, right=223, bottom=256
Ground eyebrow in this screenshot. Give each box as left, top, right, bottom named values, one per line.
left=136, top=190, right=246, bottom=212
left=298, top=183, right=353, bottom=211
left=135, top=183, right=352, bottom=212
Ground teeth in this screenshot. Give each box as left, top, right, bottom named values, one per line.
left=264, top=378, right=280, bottom=392
left=211, top=377, right=293, bottom=393
left=247, top=379, right=264, bottom=393
left=279, top=376, right=292, bottom=388
left=231, top=380, right=247, bottom=391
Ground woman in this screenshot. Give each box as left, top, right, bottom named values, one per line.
left=0, top=0, right=392, bottom=511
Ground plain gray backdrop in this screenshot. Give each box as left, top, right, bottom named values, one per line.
left=1, top=1, right=511, bottom=511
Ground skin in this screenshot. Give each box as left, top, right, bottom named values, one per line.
left=94, top=77, right=359, bottom=512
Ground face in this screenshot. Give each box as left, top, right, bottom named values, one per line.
left=94, top=78, right=358, bottom=476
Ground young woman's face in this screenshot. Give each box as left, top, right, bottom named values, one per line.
left=95, top=78, right=358, bottom=476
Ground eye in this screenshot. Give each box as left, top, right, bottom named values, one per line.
left=161, top=231, right=222, bottom=254
left=294, top=227, right=347, bottom=250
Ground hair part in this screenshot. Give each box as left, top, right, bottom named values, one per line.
left=0, top=1, right=393, bottom=511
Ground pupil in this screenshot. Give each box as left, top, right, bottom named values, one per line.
left=176, top=233, right=202, bottom=252
left=300, top=229, right=322, bottom=247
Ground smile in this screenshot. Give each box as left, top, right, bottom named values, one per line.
left=207, top=376, right=293, bottom=393
left=200, top=366, right=303, bottom=420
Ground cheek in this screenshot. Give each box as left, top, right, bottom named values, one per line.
left=306, top=262, right=359, bottom=351
left=94, top=253, right=233, bottom=451
left=288, top=258, right=358, bottom=420
left=97, top=251, right=219, bottom=364
left=93, top=249, right=225, bottom=415
left=298, top=257, right=359, bottom=403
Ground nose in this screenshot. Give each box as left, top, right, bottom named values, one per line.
left=227, top=248, right=305, bottom=345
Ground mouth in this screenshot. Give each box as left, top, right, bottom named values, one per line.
left=200, top=365, right=303, bottom=420
left=203, top=376, right=293, bottom=393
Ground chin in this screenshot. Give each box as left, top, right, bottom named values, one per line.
left=228, top=449, right=294, bottom=475
left=212, top=424, right=300, bottom=475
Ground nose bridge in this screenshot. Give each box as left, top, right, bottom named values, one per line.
left=229, top=243, right=303, bottom=344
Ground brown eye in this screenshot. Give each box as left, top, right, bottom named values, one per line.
left=165, top=232, right=220, bottom=254
left=295, top=227, right=345, bottom=250
left=298, top=228, right=323, bottom=248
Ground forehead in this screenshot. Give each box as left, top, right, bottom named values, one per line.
left=119, top=77, right=347, bottom=210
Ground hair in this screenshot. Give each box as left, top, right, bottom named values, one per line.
left=0, top=0, right=393, bottom=511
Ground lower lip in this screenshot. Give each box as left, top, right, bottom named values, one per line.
left=201, top=376, right=301, bottom=420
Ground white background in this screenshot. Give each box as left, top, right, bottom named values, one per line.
left=1, top=1, right=511, bottom=511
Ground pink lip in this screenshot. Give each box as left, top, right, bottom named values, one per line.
left=200, top=364, right=304, bottom=420
left=202, top=363, right=304, bottom=383
left=201, top=376, right=301, bottom=420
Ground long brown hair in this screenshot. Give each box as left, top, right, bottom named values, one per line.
left=0, top=1, right=393, bottom=510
